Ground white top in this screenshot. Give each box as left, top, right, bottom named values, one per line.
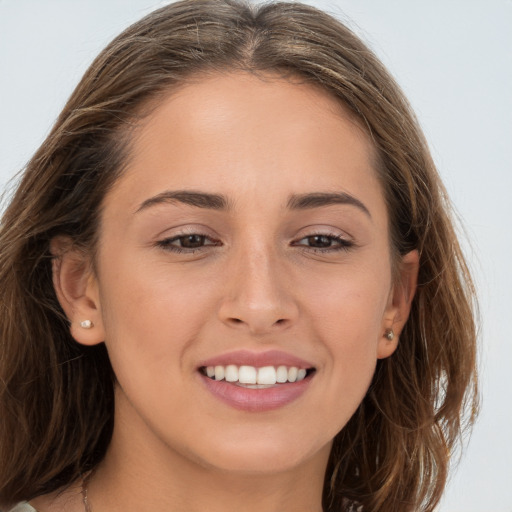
left=7, top=503, right=37, bottom=512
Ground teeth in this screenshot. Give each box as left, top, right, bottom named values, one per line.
left=225, top=364, right=238, bottom=382
left=276, top=365, right=288, bottom=383
left=257, top=366, right=276, bottom=385
left=214, top=365, right=225, bottom=381
left=203, top=364, right=311, bottom=385
left=238, top=365, right=257, bottom=384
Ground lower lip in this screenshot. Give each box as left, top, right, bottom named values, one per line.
left=200, top=373, right=313, bottom=412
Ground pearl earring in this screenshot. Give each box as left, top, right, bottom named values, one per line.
left=385, top=329, right=394, bottom=341
left=80, top=320, right=93, bottom=329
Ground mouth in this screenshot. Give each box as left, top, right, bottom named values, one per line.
left=197, top=350, right=317, bottom=411
left=199, top=364, right=316, bottom=388
left=198, top=360, right=316, bottom=412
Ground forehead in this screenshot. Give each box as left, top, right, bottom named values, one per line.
left=106, top=72, right=384, bottom=219
left=131, top=72, right=374, bottom=163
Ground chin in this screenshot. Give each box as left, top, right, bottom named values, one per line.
left=185, top=431, right=332, bottom=475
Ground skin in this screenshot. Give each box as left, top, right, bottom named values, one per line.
left=42, top=72, right=418, bottom=512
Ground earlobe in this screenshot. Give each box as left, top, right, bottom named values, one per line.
left=377, top=249, right=420, bottom=359
left=50, top=236, right=105, bottom=346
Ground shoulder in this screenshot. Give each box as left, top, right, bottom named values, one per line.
left=5, top=504, right=38, bottom=512
left=20, top=482, right=84, bottom=512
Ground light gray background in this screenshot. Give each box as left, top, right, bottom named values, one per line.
left=1, top=1, right=511, bottom=510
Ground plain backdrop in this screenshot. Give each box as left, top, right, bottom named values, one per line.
left=1, top=1, right=511, bottom=510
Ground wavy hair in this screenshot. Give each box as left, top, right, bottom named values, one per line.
left=0, top=1, right=478, bottom=510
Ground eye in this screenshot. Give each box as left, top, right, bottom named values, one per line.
left=293, top=233, right=354, bottom=252
left=156, top=233, right=220, bottom=253
left=174, top=234, right=208, bottom=249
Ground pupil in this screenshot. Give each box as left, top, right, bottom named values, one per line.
left=309, top=235, right=331, bottom=248
left=182, top=235, right=205, bottom=248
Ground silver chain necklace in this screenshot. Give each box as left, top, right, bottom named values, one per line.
left=80, top=471, right=94, bottom=512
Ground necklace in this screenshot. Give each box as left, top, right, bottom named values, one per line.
left=81, top=470, right=94, bottom=512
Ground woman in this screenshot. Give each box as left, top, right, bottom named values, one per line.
left=0, top=1, right=478, bottom=511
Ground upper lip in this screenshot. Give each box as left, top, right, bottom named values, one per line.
left=197, top=349, right=315, bottom=370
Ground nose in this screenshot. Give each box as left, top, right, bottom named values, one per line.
left=217, top=243, right=299, bottom=336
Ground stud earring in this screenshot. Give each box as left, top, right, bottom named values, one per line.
left=80, top=320, right=93, bottom=329
left=384, top=329, right=394, bottom=341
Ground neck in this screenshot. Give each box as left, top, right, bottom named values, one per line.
left=91, top=439, right=329, bottom=512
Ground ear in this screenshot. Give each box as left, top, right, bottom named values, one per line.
left=377, top=249, right=419, bottom=359
left=50, top=236, right=105, bottom=346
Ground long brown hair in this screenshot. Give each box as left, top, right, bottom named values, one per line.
left=0, top=1, right=478, bottom=510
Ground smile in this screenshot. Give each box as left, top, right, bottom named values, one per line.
left=197, top=351, right=317, bottom=412
left=200, top=364, right=314, bottom=387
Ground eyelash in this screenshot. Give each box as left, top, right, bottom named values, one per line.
left=292, top=233, right=354, bottom=253
left=156, top=232, right=220, bottom=254
left=156, top=232, right=354, bottom=254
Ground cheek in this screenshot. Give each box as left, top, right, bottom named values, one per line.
left=300, top=262, right=390, bottom=401
left=302, top=259, right=390, bottom=342
left=96, top=255, right=216, bottom=377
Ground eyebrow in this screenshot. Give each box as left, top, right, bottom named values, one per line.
left=136, top=190, right=231, bottom=213
left=135, top=189, right=370, bottom=217
left=287, top=192, right=371, bottom=217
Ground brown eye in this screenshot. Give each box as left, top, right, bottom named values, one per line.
left=293, top=233, right=354, bottom=253
left=179, top=234, right=207, bottom=248
left=157, top=233, right=220, bottom=253
left=306, top=235, right=334, bottom=248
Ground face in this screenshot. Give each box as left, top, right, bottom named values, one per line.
left=61, top=72, right=416, bottom=476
